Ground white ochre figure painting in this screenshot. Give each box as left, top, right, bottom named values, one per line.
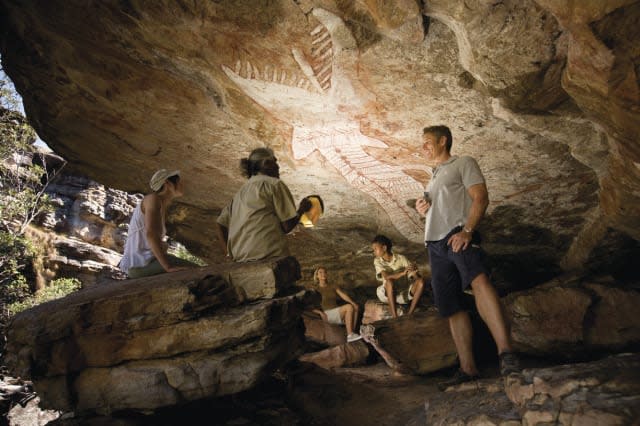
left=223, top=8, right=424, bottom=242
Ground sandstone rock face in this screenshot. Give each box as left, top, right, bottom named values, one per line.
left=423, top=353, right=640, bottom=425
left=41, top=173, right=139, bottom=252
left=504, top=275, right=640, bottom=357
left=43, top=235, right=123, bottom=285
left=1, top=1, right=638, bottom=287
left=34, top=167, right=140, bottom=285
left=4, top=257, right=309, bottom=415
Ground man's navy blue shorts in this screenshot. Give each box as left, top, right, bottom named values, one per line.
left=427, top=226, right=489, bottom=317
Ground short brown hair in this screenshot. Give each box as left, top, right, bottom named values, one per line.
left=423, top=125, right=452, bottom=152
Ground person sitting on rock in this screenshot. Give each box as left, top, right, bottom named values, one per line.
left=119, top=169, right=195, bottom=278
left=371, top=234, right=426, bottom=319
left=215, top=147, right=313, bottom=262
left=312, top=266, right=362, bottom=343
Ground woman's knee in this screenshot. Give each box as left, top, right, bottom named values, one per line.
left=342, top=304, right=354, bottom=317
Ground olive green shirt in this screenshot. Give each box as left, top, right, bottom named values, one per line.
left=217, top=174, right=297, bottom=262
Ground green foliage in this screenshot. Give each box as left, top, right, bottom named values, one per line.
left=0, top=107, right=54, bottom=235
left=7, top=277, right=81, bottom=315
left=169, top=242, right=207, bottom=266
left=0, top=231, right=35, bottom=291
left=0, top=68, right=22, bottom=112
left=1, top=65, right=63, bottom=326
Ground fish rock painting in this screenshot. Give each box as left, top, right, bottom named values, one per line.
left=222, top=8, right=425, bottom=242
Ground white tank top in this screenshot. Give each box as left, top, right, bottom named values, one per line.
left=119, top=200, right=164, bottom=273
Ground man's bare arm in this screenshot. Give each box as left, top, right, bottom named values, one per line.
left=448, top=183, right=489, bottom=252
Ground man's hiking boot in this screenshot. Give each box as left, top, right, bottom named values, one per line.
left=437, top=370, right=479, bottom=391
left=499, top=352, right=520, bottom=376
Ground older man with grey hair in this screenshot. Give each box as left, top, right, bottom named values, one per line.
left=216, top=147, right=312, bottom=262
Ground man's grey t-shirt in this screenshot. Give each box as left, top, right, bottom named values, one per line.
left=424, top=156, right=485, bottom=242
left=217, top=174, right=297, bottom=262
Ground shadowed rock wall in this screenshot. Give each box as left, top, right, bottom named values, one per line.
left=1, top=0, right=638, bottom=288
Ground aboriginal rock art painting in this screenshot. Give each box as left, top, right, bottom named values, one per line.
left=222, top=7, right=424, bottom=242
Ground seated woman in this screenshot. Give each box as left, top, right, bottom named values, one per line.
left=312, top=266, right=362, bottom=343
left=215, top=147, right=312, bottom=262
left=119, top=169, right=195, bottom=278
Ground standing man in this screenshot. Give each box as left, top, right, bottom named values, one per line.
left=415, top=125, right=519, bottom=389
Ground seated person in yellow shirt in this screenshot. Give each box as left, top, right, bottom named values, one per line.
left=371, top=234, right=426, bottom=319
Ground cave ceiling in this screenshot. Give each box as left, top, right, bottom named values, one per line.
left=1, top=0, right=639, bottom=287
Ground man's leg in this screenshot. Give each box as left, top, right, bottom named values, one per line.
left=384, top=279, right=399, bottom=318
left=448, top=310, right=478, bottom=376
left=429, top=238, right=480, bottom=388
left=470, top=273, right=511, bottom=354
left=407, top=278, right=425, bottom=315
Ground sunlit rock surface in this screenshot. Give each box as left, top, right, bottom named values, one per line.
left=34, top=159, right=139, bottom=286
left=1, top=1, right=638, bottom=288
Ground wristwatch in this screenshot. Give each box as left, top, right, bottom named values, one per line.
left=463, top=227, right=473, bottom=234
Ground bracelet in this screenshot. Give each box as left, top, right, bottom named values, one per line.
left=463, top=227, right=473, bottom=234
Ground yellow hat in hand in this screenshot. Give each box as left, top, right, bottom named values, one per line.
left=300, top=195, right=324, bottom=227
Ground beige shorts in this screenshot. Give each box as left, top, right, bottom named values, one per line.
left=324, top=306, right=344, bottom=325
left=376, top=283, right=414, bottom=305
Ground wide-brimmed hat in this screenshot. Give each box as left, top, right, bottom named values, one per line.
left=149, top=169, right=180, bottom=191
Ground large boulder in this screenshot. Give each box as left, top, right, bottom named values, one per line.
left=504, top=275, right=640, bottom=357
left=302, top=311, right=347, bottom=347
left=360, top=307, right=458, bottom=375
left=5, top=256, right=310, bottom=415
